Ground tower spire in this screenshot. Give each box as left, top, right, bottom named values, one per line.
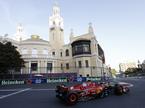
left=49, top=1, right=63, bottom=29
left=49, top=1, right=64, bottom=48
left=88, top=22, right=94, bottom=33
left=52, top=1, right=60, bottom=17
left=15, top=23, right=24, bottom=41
left=54, top=0, right=58, bottom=6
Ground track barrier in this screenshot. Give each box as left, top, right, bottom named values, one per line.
left=0, top=77, right=111, bottom=85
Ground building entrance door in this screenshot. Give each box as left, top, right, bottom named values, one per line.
left=47, top=63, right=52, bottom=73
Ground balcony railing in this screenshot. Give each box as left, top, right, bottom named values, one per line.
left=21, top=54, right=53, bottom=59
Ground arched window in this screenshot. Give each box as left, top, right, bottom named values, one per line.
left=85, top=60, right=89, bottom=68
left=60, top=52, right=62, bottom=57
left=52, top=51, right=55, bottom=56
left=65, top=49, right=69, bottom=56
left=78, top=61, right=82, bottom=68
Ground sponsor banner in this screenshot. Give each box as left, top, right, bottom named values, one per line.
left=77, top=77, right=86, bottom=82
left=47, top=78, right=67, bottom=83
left=76, top=77, right=83, bottom=82
left=0, top=80, right=25, bottom=85
left=72, top=77, right=86, bottom=82
left=30, top=78, right=47, bottom=84
left=86, top=77, right=101, bottom=81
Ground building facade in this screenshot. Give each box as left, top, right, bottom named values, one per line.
left=0, top=3, right=109, bottom=77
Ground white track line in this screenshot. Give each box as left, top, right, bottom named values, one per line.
left=29, top=88, right=55, bottom=91
left=0, top=88, right=31, bottom=99
left=0, top=88, right=55, bottom=92
left=0, top=89, right=24, bottom=91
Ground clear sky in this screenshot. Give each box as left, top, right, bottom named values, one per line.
left=0, top=0, right=145, bottom=70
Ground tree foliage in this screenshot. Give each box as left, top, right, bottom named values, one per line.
left=111, top=68, right=117, bottom=77
left=124, top=67, right=142, bottom=76
left=0, top=42, right=24, bottom=74
left=125, top=68, right=138, bottom=73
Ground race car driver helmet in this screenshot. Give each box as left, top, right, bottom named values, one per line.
left=82, top=82, right=87, bottom=87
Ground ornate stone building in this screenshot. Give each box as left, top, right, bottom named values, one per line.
left=0, top=3, right=110, bottom=77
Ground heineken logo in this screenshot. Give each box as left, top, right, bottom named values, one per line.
left=1, top=80, right=25, bottom=85
left=47, top=78, right=67, bottom=83
left=86, top=77, right=101, bottom=81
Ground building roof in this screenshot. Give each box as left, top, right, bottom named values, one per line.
left=22, top=35, right=48, bottom=43
left=20, top=35, right=50, bottom=46
left=22, top=38, right=49, bottom=43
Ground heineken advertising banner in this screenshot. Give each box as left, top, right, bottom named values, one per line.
left=47, top=78, right=67, bottom=83
left=86, top=77, right=101, bottom=81
left=0, top=80, right=25, bottom=85
left=0, top=77, right=102, bottom=85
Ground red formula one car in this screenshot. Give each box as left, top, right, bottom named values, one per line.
left=56, top=81, right=130, bottom=105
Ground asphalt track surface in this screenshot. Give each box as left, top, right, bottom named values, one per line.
left=0, top=78, right=145, bottom=108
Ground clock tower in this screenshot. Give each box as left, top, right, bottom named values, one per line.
left=49, top=2, right=64, bottom=49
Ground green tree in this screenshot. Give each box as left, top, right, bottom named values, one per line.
left=111, top=68, right=117, bottom=77
left=0, top=42, right=24, bottom=74
left=124, top=67, right=142, bottom=76
left=125, top=68, right=137, bottom=73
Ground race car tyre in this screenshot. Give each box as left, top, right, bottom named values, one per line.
left=114, top=85, right=123, bottom=95
left=107, top=86, right=114, bottom=95
left=124, top=87, right=130, bottom=94
left=99, top=89, right=109, bottom=98
left=66, top=93, right=78, bottom=105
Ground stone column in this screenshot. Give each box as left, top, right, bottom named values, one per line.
left=29, top=61, right=31, bottom=74
left=41, top=60, right=45, bottom=73
left=45, top=61, right=47, bottom=73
